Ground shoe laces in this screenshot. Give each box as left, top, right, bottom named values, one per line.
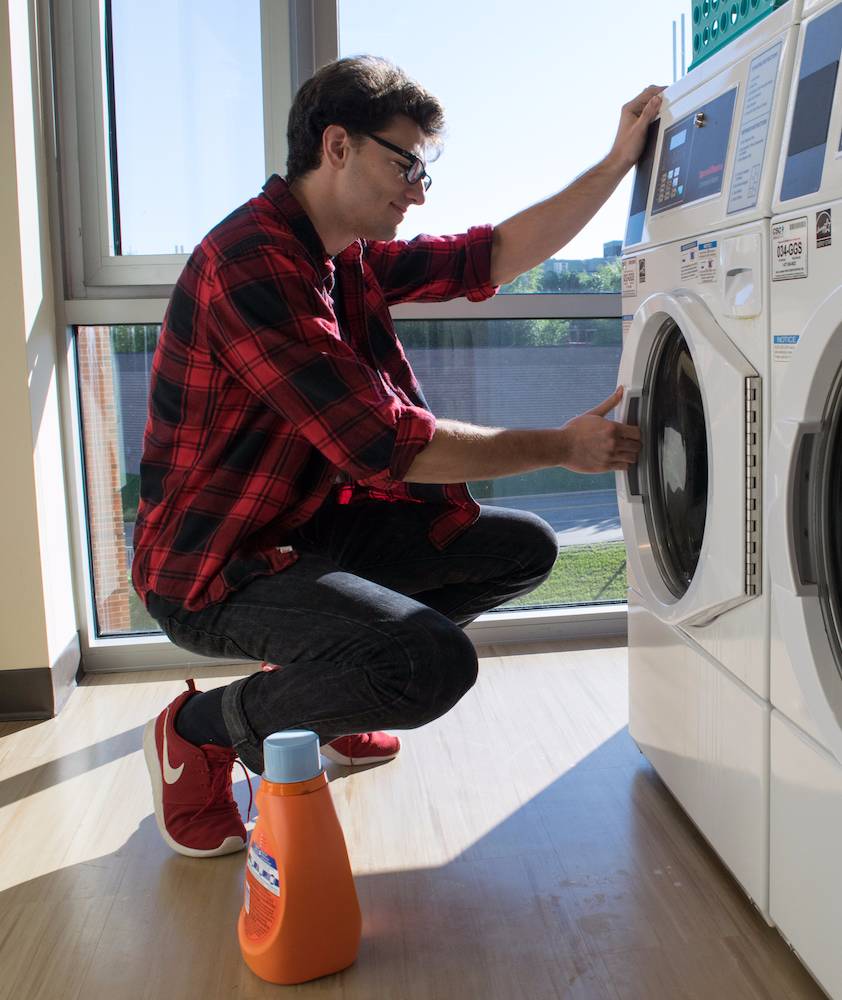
left=198, top=747, right=253, bottom=823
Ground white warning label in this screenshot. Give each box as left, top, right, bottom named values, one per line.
left=680, top=240, right=698, bottom=282
left=698, top=240, right=718, bottom=284
left=622, top=258, right=638, bottom=297
left=772, top=217, right=808, bottom=281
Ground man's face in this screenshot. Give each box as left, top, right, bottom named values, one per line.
left=342, top=115, right=429, bottom=241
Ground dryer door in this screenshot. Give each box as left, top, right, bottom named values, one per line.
left=769, top=287, right=842, bottom=764
left=617, top=290, right=760, bottom=626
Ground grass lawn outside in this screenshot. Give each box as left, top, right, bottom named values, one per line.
left=504, top=540, right=628, bottom=608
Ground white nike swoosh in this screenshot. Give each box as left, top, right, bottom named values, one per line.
left=162, top=707, right=184, bottom=784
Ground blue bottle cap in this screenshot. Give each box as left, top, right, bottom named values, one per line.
left=262, top=730, right=322, bottom=784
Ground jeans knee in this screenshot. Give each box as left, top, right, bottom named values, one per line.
left=516, top=513, right=559, bottom=583
left=397, top=614, right=478, bottom=728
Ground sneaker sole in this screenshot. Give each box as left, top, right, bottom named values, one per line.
left=142, top=718, right=246, bottom=858
left=320, top=743, right=400, bottom=767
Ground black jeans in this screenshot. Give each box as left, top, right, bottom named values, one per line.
left=152, top=498, right=558, bottom=772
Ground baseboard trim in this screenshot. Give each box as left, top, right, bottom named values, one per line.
left=0, top=633, right=81, bottom=719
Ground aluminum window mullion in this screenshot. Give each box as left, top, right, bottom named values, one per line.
left=288, top=0, right=339, bottom=92
left=77, top=0, right=121, bottom=286
left=391, top=292, right=622, bottom=321
left=62, top=292, right=622, bottom=328
left=260, top=0, right=294, bottom=179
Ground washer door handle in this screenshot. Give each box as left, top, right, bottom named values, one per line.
left=791, top=428, right=819, bottom=590
left=622, top=390, right=643, bottom=499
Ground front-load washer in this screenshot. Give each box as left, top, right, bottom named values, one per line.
left=618, top=1, right=803, bottom=918
left=768, top=0, right=842, bottom=993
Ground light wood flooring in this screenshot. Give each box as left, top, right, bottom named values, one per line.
left=0, top=640, right=826, bottom=1000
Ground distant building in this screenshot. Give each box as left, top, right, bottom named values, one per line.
left=603, top=240, right=622, bottom=258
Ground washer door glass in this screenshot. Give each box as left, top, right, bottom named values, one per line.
left=644, top=322, right=709, bottom=598
left=819, top=368, right=842, bottom=676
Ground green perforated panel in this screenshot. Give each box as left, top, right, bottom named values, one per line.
left=689, top=0, right=790, bottom=70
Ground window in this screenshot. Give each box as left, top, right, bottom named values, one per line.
left=106, top=0, right=265, bottom=256
left=57, top=2, right=691, bottom=653
left=55, top=0, right=307, bottom=292
left=395, top=317, right=627, bottom=608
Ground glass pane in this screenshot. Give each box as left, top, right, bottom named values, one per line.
left=820, top=368, right=842, bottom=674
left=76, top=317, right=626, bottom=637
left=106, top=0, right=265, bottom=255
left=339, top=0, right=690, bottom=291
left=644, top=324, right=708, bottom=597
left=76, top=325, right=160, bottom=635
left=396, top=317, right=626, bottom=608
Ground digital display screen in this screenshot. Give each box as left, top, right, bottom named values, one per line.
left=670, top=129, right=688, bottom=151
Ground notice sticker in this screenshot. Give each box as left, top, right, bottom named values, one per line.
left=698, top=240, right=718, bottom=284
left=817, top=208, right=832, bottom=248
left=622, top=314, right=634, bottom=340
left=772, top=218, right=808, bottom=281
left=680, top=240, right=698, bottom=282
left=773, top=334, right=800, bottom=363
left=622, top=258, right=638, bottom=297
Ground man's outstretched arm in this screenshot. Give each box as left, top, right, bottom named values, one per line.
left=489, top=85, right=665, bottom=286
left=402, top=387, right=641, bottom=484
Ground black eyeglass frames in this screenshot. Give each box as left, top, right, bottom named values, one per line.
left=362, top=133, right=432, bottom=191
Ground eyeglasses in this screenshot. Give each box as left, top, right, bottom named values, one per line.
left=362, top=132, right=432, bottom=191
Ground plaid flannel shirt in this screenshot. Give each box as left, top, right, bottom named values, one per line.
left=132, top=175, right=498, bottom=611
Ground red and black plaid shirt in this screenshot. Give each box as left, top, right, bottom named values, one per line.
left=132, top=175, right=498, bottom=611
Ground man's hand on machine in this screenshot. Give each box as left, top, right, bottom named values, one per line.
left=558, top=386, right=641, bottom=474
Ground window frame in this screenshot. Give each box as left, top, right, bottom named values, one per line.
left=49, top=0, right=629, bottom=670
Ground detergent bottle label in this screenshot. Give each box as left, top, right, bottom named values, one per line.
left=243, top=831, right=281, bottom=939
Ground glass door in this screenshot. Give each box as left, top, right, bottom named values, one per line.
left=815, top=365, right=842, bottom=677
left=642, top=320, right=709, bottom=599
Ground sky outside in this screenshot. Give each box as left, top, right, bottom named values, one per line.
left=112, top=1, right=691, bottom=259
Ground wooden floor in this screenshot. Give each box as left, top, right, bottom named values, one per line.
left=0, top=640, right=826, bottom=1000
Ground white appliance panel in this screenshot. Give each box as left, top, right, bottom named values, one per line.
left=770, top=709, right=842, bottom=999
left=629, top=595, right=770, bottom=917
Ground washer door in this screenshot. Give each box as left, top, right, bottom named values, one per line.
left=769, top=287, right=842, bottom=764
left=617, top=290, right=760, bottom=626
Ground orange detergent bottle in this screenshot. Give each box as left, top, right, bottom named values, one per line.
left=237, top=730, right=362, bottom=984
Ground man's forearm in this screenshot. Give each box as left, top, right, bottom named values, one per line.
left=489, top=153, right=627, bottom=286
left=402, top=419, right=566, bottom=484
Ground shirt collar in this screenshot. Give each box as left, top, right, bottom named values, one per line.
left=261, top=174, right=362, bottom=282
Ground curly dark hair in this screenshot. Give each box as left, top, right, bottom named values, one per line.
left=286, top=56, right=445, bottom=182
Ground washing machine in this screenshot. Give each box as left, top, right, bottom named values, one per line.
left=619, top=0, right=803, bottom=920
left=768, top=0, right=842, bottom=993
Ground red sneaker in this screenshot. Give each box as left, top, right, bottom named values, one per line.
left=259, top=663, right=401, bottom=767
left=320, top=731, right=402, bottom=766
left=143, top=679, right=250, bottom=857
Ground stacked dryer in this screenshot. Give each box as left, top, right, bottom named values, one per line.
left=618, top=2, right=803, bottom=921
left=768, top=0, right=842, bottom=994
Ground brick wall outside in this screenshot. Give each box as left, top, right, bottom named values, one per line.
left=77, top=326, right=130, bottom=634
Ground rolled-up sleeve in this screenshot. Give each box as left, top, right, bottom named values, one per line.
left=208, top=250, right=436, bottom=482
left=364, top=225, right=499, bottom=305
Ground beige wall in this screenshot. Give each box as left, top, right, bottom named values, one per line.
left=0, top=0, right=77, bottom=675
